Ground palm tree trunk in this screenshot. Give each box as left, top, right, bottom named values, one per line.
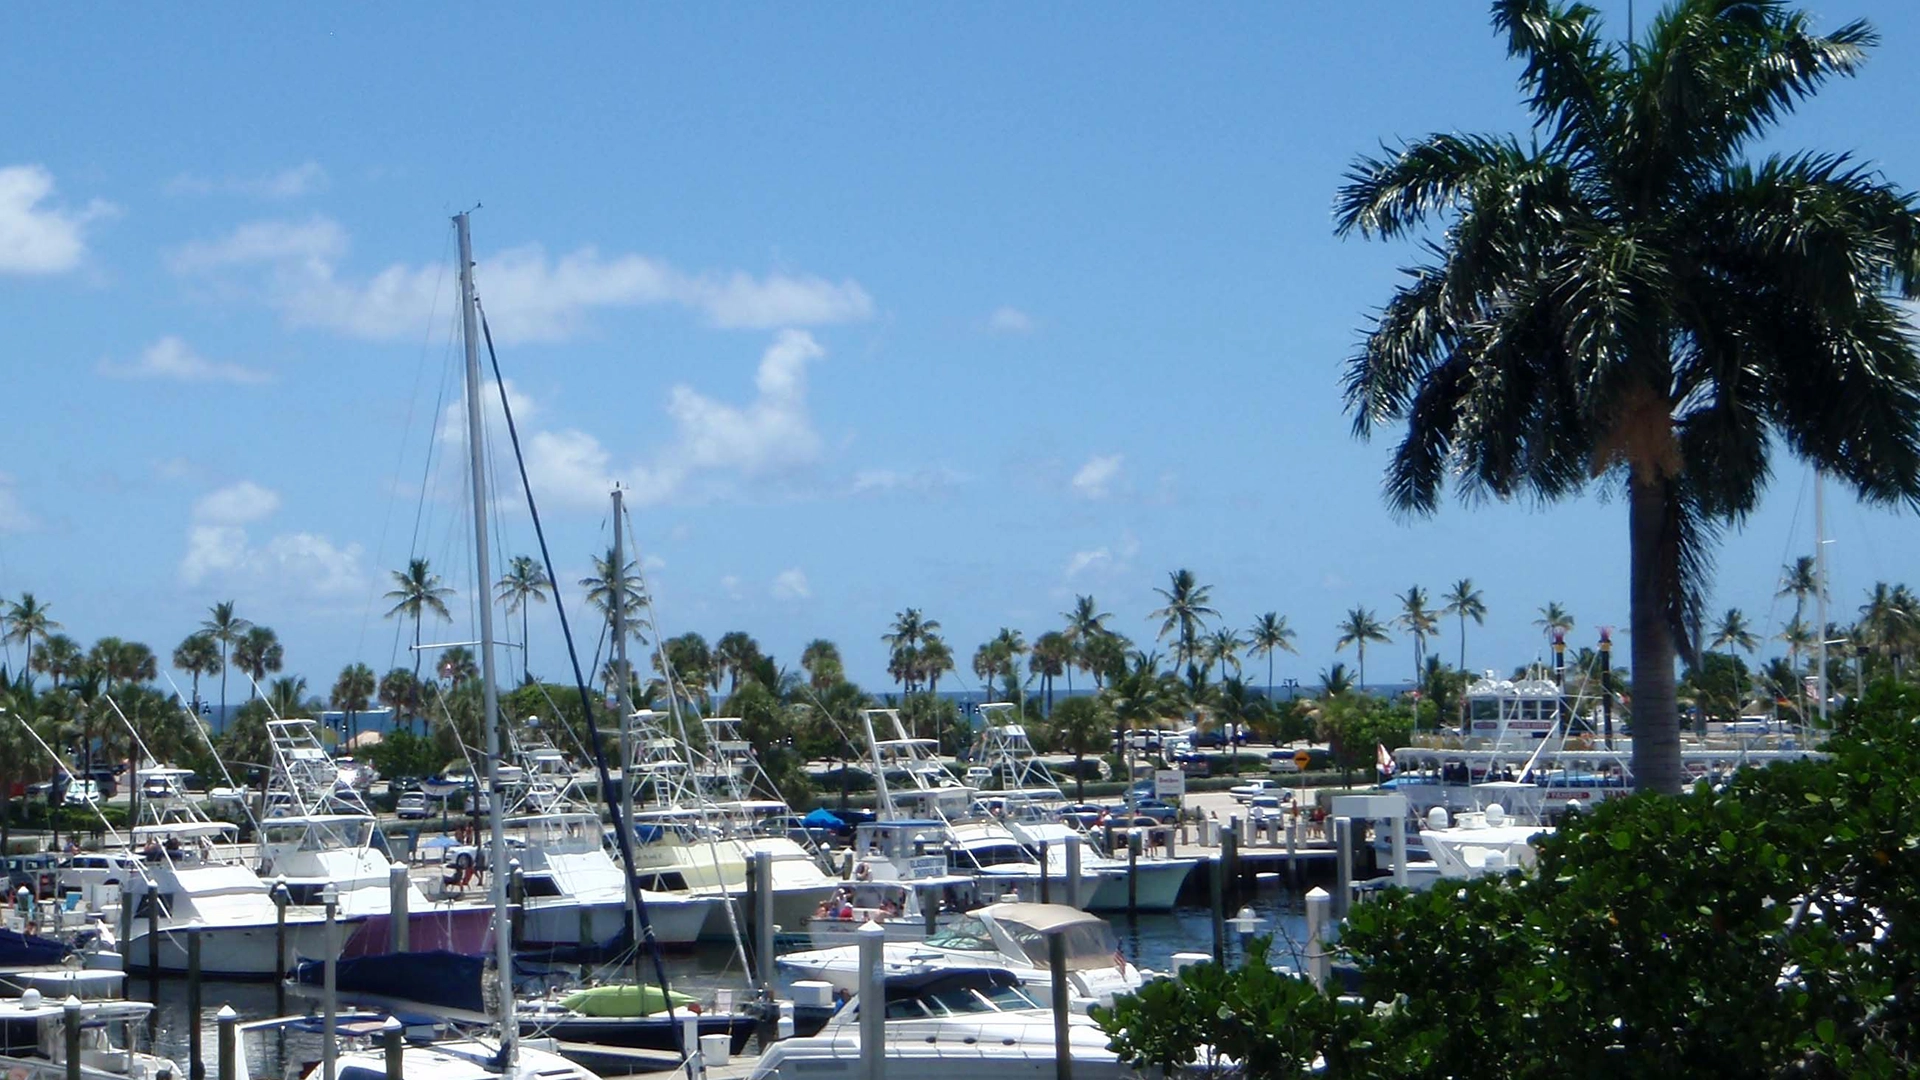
left=1459, top=614, right=1467, bottom=671
left=219, top=645, right=229, bottom=724
left=1358, top=645, right=1366, bottom=693
left=1629, top=475, right=1684, bottom=795
left=1268, top=653, right=1275, bottom=702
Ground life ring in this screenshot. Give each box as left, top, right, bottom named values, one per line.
left=454, top=852, right=476, bottom=872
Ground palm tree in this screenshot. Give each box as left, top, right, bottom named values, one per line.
left=1079, top=631, right=1129, bottom=691
left=3, top=594, right=59, bottom=688
left=988, top=628, right=1028, bottom=705
left=1859, top=582, right=1919, bottom=680
left=1337, top=0, right=1920, bottom=793
left=1334, top=607, right=1390, bottom=692
left=1711, top=608, right=1760, bottom=662
left=580, top=547, right=648, bottom=646
left=171, top=632, right=222, bottom=713
left=1779, top=617, right=1816, bottom=676
left=1317, top=661, right=1355, bottom=699
left=713, top=631, right=763, bottom=696
left=331, top=662, right=376, bottom=746
left=1046, top=695, right=1111, bottom=801
left=919, top=635, right=955, bottom=695
left=90, top=637, right=157, bottom=692
left=1150, top=569, right=1218, bottom=686
left=1441, top=579, right=1487, bottom=671
left=1778, top=555, right=1820, bottom=627
left=200, top=601, right=250, bottom=725
left=376, top=668, right=417, bottom=731
left=800, top=639, right=843, bottom=692
left=1202, top=627, right=1243, bottom=685
left=1396, top=585, right=1441, bottom=689
left=29, top=633, right=81, bottom=691
left=495, top=555, right=551, bottom=684
left=1533, top=603, right=1575, bottom=649
left=1244, top=613, right=1298, bottom=701
left=386, top=557, right=453, bottom=717
left=265, top=676, right=308, bottom=721
left=1028, top=632, right=1071, bottom=715
left=882, top=609, right=941, bottom=694
left=1061, top=595, right=1112, bottom=697
left=438, top=646, right=479, bottom=687
left=971, top=643, right=998, bottom=703
left=231, top=626, right=283, bottom=700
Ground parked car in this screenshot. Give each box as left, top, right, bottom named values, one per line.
left=395, top=791, right=431, bottom=820
left=1056, top=804, right=1107, bottom=830
left=59, top=851, right=141, bottom=893
left=64, top=780, right=102, bottom=807
left=5, top=854, right=59, bottom=900
left=1230, top=779, right=1282, bottom=803
left=1116, top=798, right=1179, bottom=823
left=1246, top=793, right=1289, bottom=822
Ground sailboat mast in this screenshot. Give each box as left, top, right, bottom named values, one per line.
left=609, top=486, right=640, bottom=972
left=455, top=211, right=516, bottom=1064
left=1815, top=471, right=1830, bottom=728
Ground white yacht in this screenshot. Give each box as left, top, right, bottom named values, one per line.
left=0, top=991, right=179, bottom=1080
left=749, top=967, right=1135, bottom=1080
left=811, top=820, right=977, bottom=947
left=507, top=811, right=713, bottom=949
left=777, top=902, right=1147, bottom=1010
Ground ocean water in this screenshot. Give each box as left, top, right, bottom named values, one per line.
left=138, top=897, right=1315, bottom=1076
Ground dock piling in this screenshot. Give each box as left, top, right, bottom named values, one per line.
left=323, top=886, right=338, bottom=1080
left=857, top=921, right=886, bottom=1080
left=1039, top=841, right=1050, bottom=905
left=1208, top=856, right=1225, bottom=967
left=1126, top=832, right=1140, bottom=918
left=508, top=859, right=525, bottom=950
left=389, top=863, right=409, bottom=952
left=1285, top=816, right=1298, bottom=891
left=1333, top=817, right=1353, bottom=921
left=1390, top=813, right=1408, bottom=889
left=1049, top=932, right=1072, bottom=1080
left=272, top=878, right=288, bottom=1018
left=751, top=851, right=776, bottom=990
left=216, top=1005, right=237, bottom=1080
left=1064, top=836, right=1082, bottom=910
left=188, top=930, right=203, bottom=1080
left=1304, top=887, right=1331, bottom=990
left=63, top=995, right=81, bottom=1080
left=381, top=1016, right=404, bottom=1080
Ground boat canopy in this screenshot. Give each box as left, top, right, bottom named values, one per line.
left=985, top=902, right=1107, bottom=934
left=131, top=822, right=238, bottom=840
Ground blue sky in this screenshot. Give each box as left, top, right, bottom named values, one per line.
left=3, top=2, right=1917, bottom=699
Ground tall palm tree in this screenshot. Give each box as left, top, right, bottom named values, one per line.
left=919, top=635, right=955, bottom=695
left=1150, top=569, right=1217, bottom=685
left=1336, top=0, right=1920, bottom=794
left=713, top=631, right=763, bottom=696
left=1396, top=585, right=1441, bottom=689
left=1778, top=555, right=1820, bottom=627
left=1534, top=603, right=1575, bottom=647
left=3, top=594, right=59, bottom=689
left=580, top=547, right=648, bottom=647
left=495, top=554, right=551, bottom=684
left=200, top=601, right=250, bottom=725
left=376, top=668, right=416, bottom=732
left=1202, top=627, right=1244, bottom=685
left=29, top=634, right=81, bottom=691
left=386, top=558, right=454, bottom=717
left=171, top=632, right=222, bottom=713
left=1441, top=579, right=1487, bottom=671
left=1711, top=608, right=1760, bottom=663
left=1061, top=595, right=1112, bottom=698
left=800, top=639, right=843, bottom=693
left=1079, top=631, right=1129, bottom=691
left=970, top=643, right=998, bottom=703
left=1779, top=616, right=1816, bottom=676
left=1244, top=612, right=1298, bottom=701
left=1334, top=607, right=1391, bottom=692
left=1858, top=582, right=1919, bottom=679
left=882, top=609, right=941, bottom=694
left=331, top=662, right=376, bottom=746
left=1028, top=632, right=1071, bottom=715
left=231, top=626, right=283, bottom=700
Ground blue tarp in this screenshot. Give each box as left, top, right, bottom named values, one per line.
left=802, top=808, right=845, bottom=829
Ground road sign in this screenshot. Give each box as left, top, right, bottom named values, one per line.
left=1293, top=749, right=1312, bottom=771
left=1154, top=769, right=1185, bottom=798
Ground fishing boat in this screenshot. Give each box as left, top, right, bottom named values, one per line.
left=809, top=821, right=977, bottom=947
left=748, top=967, right=1135, bottom=1080
left=0, top=991, right=179, bottom=1080
left=776, top=902, right=1146, bottom=1010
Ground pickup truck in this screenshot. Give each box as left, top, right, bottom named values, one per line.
left=1229, top=779, right=1282, bottom=802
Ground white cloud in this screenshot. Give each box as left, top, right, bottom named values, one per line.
left=1064, top=531, right=1139, bottom=580
left=851, top=466, right=966, bottom=496
left=719, top=575, right=743, bottom=600
left=0, top=165, right=115, bottom=275
left=100, top=336, right=270, bottom=385
left=192, top=480, right=281, bottom=526
left=0, top=473, right=35, bottom=533
left=666, top=329, right=824, bottom=476
left=771, top=568, right=811, bottom=600
left=986, top=306, right=1035, bottom=334
left=169, top=217, right=874, bottom=342
left=1071, top=453, right=1123, bottom=499
left=167, top=162, right=329, bottom=200
left=178, top=480, right=366, bottom=599
left=154, top=457, right=197, bottom=482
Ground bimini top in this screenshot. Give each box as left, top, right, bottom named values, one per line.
left=982, top=902, right=1106, bottom=934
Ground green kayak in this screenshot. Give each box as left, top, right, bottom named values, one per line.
left=558, top=984, right=698, bottom=1017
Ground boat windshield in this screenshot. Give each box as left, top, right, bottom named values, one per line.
left=1004, top=918, right=1123, bottom=971
left=923, top=914, right=998, bottom=952
left=262, top=818, right=374, bottom=852
left=884, top=980, right=1041, bottom=1018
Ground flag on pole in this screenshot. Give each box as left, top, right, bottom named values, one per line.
left=1376, top=743, right=1395, bottom=778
